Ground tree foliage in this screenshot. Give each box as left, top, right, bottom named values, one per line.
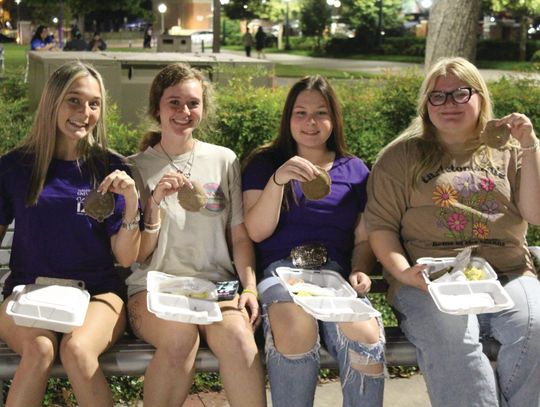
left=300, top=0, right=331, bottom=49
left=223, top=0, right=271, bottom=21
left=339, top=0, right=404, bottom=50
left=491, top=0, right=540, bottom=60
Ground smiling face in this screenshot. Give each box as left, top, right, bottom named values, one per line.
left=158, top=79, right=203, bottom=141
left=427, top=74, right=481, bottom=144
left=290, top=89, right=333, bottom=153
left=56, top=75, right=102, bottom=146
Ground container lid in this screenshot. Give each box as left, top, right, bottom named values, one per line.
left=275, top=267, right=380, bottom=322
left=6, top=284, right=90, bottom=332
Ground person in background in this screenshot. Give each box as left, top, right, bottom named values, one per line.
left=64, top=31, right=88, bottom=51
left=126, top=63, right=266, bottom=407
left=30, top=25, right=57, bottom=51
left=255, top=26, right=266, bottom=59
left=143, top=25, right=153, bottom=49
left=366, top=56, right=540, bottom=407
left=88, top=32, right=107, bottom=52
left=242, top=75, right=385, bottom=407
left=242, top=27, right=253, bottom=57
left=0, top=62, right=141, bottom=407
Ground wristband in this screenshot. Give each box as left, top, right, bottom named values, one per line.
left=520, top=139, right=539, bottom=152
left=242, top=288, right=259, bottom=299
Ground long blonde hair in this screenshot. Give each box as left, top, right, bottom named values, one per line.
left=139, top=63, right=215, bottom=151
left=18, top=62, right=109, bottom=206
left=381, top=57, right=494, bottom=187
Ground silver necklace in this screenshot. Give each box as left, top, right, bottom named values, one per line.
left=159, top=140, right=196, bottom=178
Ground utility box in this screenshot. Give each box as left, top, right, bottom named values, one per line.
left=157, top=35, right=192, bottom=52
left=26, top=51, right=273, bottom=126
left=27, top=51, right=122, bottom=110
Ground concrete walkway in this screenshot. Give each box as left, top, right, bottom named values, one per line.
left=223, top=49, right=540, bottom=83
left=123, top=373, right=431, bottom=406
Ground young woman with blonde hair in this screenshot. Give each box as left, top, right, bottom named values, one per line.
left=366, top=57, right=540, bottom=407
left=0, top=62, right=140, bottom=407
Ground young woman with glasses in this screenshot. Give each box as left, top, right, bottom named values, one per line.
left=365, top=57, right=540, bottom=407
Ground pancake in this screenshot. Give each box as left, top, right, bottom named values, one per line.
left=300, top=167, right=331, bottom=200
left=177, top=181, right=208, bottom=212
left=83, top=190, right=115, bottom=222
left=482, top=119, right=510, bottom=149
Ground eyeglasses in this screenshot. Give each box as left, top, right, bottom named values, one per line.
left=427, top=87, right=476, bottom=106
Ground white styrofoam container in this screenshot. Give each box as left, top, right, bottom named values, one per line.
left=146, top=271, right=222, bottom=325
left=417, top=257, right=514, bottom=315
left=275, top=267, right=380, bottom=322
left=6, top=284, right=90, bottom=333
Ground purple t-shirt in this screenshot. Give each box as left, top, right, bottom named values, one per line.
left=242, top=153, right=369, bottom=278
left=0, top=150, right=129, bottom=296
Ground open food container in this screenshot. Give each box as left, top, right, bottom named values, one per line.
left=275, top=267, right=380, bottom=322
left=146, top=271, right=222, bottom=325
left=6, top=284, right=90, bottom=333
left=417, top=256, right=514, bottom=315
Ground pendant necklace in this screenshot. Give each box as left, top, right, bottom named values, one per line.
left=159, top=139, right=196, bottom=178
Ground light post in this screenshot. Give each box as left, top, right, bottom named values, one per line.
left=158, top=3, right=167, bottom=34
left=284, top=0, right=290, bottom=50
left=14, top=0, right=21, bottom=44
left=377, top=0, right=383, bottom=48
left=220, top=0, right=229, bottom=45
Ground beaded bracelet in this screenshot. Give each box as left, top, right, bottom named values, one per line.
left=242, top=288, right=259, bottom=299
left=521, top=139, right=540, bottom=152
left=272, top=172, right=286, bottom=187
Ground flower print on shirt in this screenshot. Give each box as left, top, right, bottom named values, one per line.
left=432, top=185, right=458, bottom=207
left=432, top=171, right=498, bottom=242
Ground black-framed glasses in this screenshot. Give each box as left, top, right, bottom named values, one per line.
left=427, top=87, right=476, bottom=106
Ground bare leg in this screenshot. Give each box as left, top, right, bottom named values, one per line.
left=127, top=291, right=200, bottom=407
left=0, top=296, right=58, bottom=407
left=203, top=296, right=266, bottom=407
left=59, top=292, right=126, bottom=407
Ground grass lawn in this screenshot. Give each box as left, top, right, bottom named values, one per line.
left=4, top=42, right=537, bottom=80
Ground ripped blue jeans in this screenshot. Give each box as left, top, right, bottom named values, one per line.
left=258, top=259, right=385, bottom=407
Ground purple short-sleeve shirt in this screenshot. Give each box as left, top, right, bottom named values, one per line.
left=0, top=150, right=129, bottom=296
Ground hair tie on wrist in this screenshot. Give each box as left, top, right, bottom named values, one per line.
left=242, top=288, right=259, bottom=299
left=272, top=172, right=286, bottom=187
left=151, top=190, right=162, bottom=207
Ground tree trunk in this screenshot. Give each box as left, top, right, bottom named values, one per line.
left=519, top=15, right=529, bottom=61
left=424, top=0, right=482, bottom=69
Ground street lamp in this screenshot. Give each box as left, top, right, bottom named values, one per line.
left=377, top=0, right=383, bottom=48
left=14, top=0, right=21, bottom=44
left=158, top=3, right=167, bottom=34
left=284, top=0, right=291, bottom=50
left=220, top=0, right=230, bottom=45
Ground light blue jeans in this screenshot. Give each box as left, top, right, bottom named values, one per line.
left=393, top=275, right=540, bottom=407
left=258, top=259, right=385, bottom=407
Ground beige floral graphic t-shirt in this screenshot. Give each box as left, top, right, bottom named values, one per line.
left=365, top=139, right=536, bottom=300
